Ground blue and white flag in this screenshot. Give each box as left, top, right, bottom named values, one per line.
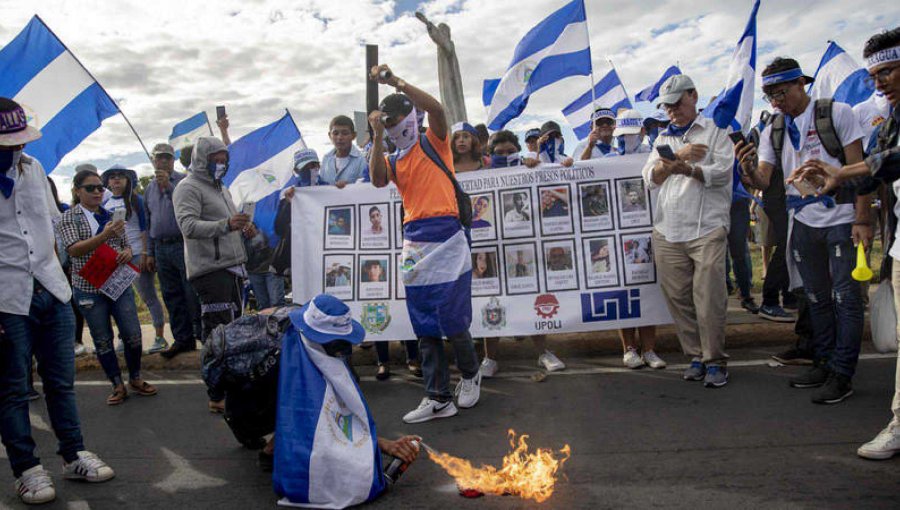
left=702, top=0, right=759, bottom=132
left=634, top=65, right=682, bottom=103
left=223, top=111, right=306, bottom=206
left=486, top=0, right=592, bottom=130
left=402, top=217, right=473, bottom=338
left=808, top=41, right=875, bottom=107
left=273, top=314, right=385, bottom=508
left=0, top=16, right=119, bottom=173
left=169, top=112, right=212, bottom=153
left=562, top=69, right=633, bottom=140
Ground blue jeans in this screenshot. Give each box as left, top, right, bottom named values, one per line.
left=419, top=331, right=480, bottom=401
left=73, top=287, right=143, bottom=386
left=248, top=272, right=285, bottom=310
left=131, top=254, right=165, bottom=329
left=791, top=221, right=863, bottom=377
left=155, top=241, right=201, bottom=347
left=727, top=197, right=753, bottom=299
left=0, top=283, right=84, bottom=477
left=375, top=340, right=420, bottom=364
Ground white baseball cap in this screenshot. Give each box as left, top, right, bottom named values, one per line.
left=613, top=109, right=644, bottom=137
left=656, top=74, right=696, bottom=107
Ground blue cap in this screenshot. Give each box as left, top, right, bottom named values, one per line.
left=293, top=148, right=319, bottom=170
left=291, top=294, right=365, bottom=345
left=101, top=164, right=137, bottom=186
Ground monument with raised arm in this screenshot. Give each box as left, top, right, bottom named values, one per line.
left=416, top=11, right=468, bottom=127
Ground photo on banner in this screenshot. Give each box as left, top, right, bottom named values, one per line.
left=499, top=188, right=535, bottom=239
left=620, top=231, right=656, bottom=285
left=323, top=254, right=354, bottom=300
left=358, top=203, right=390, bottom=250
left=578, top=181, right=614, bottom=232
left=582, top=236, right=620, bottom=288
left=471, top=246, right=502, bottom=297
left=503, top=242, right=539, bottom=295
left=394, top=253, right=406, bottom=300
left=324, top=206, right=355, bottom=249
left=542, top=238, right=579, bottom=292
left=359, top=255, right=390, bottom=300
left=538, top=184, right=574, bottom=236
left=392, top=201, right=403, bottom=247
left=615, top=178, right=651, bottom=228
left=470, top=191, right=498, bottom=242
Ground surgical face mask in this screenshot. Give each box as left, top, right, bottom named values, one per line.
left=617, top=134, right=642, bottom=154
left=207, top=160, right=228, bottom=180
left=0, top=149, right=22, bottom=173
left=491, top=153, right=520, bottom=168
left=385, top=107, right=419, bottom=153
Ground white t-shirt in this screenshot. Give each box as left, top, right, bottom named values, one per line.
left=853, top=93, right=891, bottom=145
left=103, top=197, right=143, bottom=252
left=758, top=100, right=863, bottom=228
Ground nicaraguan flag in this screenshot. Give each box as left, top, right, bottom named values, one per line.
left=0, top=15, right=119, bottom=173
left=273, top=313, right=385, bottom=508
left=169, top=112, right=212, bottom=153
left=402, top=217, right=473, bottom=338
left=562, top=69, right=633, bottom=140
left=223, top=110, right=306, bottom=206
left=485, top=0, right=592, bottom=130
left=808, top=41, right=875, bottom=107
left=702, top=0, right=759, bottom=132
left=634, top=65, right=682, bottom=103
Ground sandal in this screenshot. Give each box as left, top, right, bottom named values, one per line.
left=106, top=386, right=128, bottom=406
left=129, top=380, right=158, bottom=396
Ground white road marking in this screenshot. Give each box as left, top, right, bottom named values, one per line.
left=153, top=448, right=227, bottom=493
left=39, top=353, right=895, bottom=386
left=67, top=501, right=92, bottom=510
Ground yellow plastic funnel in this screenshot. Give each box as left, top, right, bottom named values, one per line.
left=851, top=242, right=873, bottom=282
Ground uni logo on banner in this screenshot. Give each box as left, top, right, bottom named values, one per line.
left=581, top=289, right=641, bottom=322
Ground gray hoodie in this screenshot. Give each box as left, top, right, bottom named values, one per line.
left=173, top=136, right=247, bottom=280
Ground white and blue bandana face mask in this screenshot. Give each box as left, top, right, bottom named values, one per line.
left=206, top=160, right=228, bottom=180
left=617, top=134, right=642, bottom=155
left=540, top=135, right=565, bottom=163
left=386, top=107, right=419, bottom=159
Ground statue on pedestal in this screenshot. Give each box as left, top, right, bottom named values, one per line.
left=416, top=11, right=468, bottom=128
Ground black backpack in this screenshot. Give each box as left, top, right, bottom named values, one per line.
left=770, top=98, right=846, bottom=166
left=388, top=133, right=472, bottom=228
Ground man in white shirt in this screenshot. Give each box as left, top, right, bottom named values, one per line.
left=0, top=98, right=114, bottom=504
left=736, top=58, right=870, bottom=405
left=641, top=74, right=734, bottom=388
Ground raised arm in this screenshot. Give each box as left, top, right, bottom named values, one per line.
left=370, top=64, right=446, bottom=140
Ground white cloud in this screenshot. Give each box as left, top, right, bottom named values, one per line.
left=3, top=0, right=898, bottom=173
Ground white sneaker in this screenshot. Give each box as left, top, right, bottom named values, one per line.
left=622, top=348, right=644, bottom=369
left=147, top=336, right=169, bottom=354
left=480, top=357, right=499, bottom=378
left=642, top=350, right=667, bottom=369
left=857, top=424, right=900, bottom=460
left=15, top=465, right=55, bottom=504
left=74, top=343, right=87, bottom=357
left=402, top=398, right=458, bottom=424
left=63, top=451, right=115, bottom=482
left=538, top=350, right=566, bottom=372
left=455, top=371, right=482, bottom=409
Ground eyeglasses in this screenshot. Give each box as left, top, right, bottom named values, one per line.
left=79, top=184, right=105, bottom=193
left=865, top=64, right=899, bottom=87
left=762, top=88, right=790, bottom=104
left=661, top=98, right=683, bottom=111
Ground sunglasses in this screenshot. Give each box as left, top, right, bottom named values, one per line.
left=79, top=184, right=105, bottom=193
left=865, top=64, right=899, bottom=88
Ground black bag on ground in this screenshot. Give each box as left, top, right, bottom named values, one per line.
left=202, top=305, right=300, bottom=448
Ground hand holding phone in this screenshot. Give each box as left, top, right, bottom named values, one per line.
left=240, top=201, right=255, bottom=222
left=728, top=131, right=746, bottom=145
left=112, top=208, right=127, bottom=223
left=656, top=144, right=677, bottom=161
left=216, top=105, right=226, bottom=120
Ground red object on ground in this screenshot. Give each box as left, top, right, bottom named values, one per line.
left=458, top=487, right=484, bottom=498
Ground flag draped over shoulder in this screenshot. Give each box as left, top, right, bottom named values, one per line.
left=273, top=311, right=385, bottom=509
left=0, top=16, right=119, bottom=173
left=485, top=0, right=592, bottom=131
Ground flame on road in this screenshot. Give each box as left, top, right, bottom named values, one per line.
left=425, top=430, right=571, bottom=503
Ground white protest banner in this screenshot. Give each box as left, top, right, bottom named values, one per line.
left=291, top=154, right=672, bottom=341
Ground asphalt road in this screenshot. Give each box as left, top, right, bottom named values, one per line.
left=3, top=348, right=898, bottom=510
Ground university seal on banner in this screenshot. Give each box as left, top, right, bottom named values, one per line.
left=481, top=297, right=506, bottom=330
left=361, top=302, right=391, bottom=334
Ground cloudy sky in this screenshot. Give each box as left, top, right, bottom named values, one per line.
left=2, top=0, right=897, bottom=198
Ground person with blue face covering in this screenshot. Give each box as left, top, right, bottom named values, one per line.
left=643, top=110, right=671, bottom=147
left=487, top=130, right=522, bottom=169
left=173, top=136, right=249, bottom=414
left=537, top=121, right=574, bottom=167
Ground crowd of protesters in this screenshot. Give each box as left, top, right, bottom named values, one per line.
left=1, top=24, right=899, bottom=506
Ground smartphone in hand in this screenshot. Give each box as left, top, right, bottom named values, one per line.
left=112, top=208, right=127, bottom=223
left=240, top=201, right=255, bottom=222
left=728, top=131, right=746, bottom=145
left=656, top=144, right=677, bottom=161
left=216, top=105, right=226, bottom=120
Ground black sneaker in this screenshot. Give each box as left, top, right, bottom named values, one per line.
left=160, top=342, right=196, bottom=360
left=740, top=297, right=760, bottom=314
left=811, top=372, right=853, bottom=404
left=789, top=364, right=829, bottom=388
left=759, top=305, right=795, bottom=323
left=772, top=348, right=813, bottom=366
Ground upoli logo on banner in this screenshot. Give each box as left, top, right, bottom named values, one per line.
left=581, top=289, right=642, bottom=322
left=533, top=294, right=563, bottom=332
